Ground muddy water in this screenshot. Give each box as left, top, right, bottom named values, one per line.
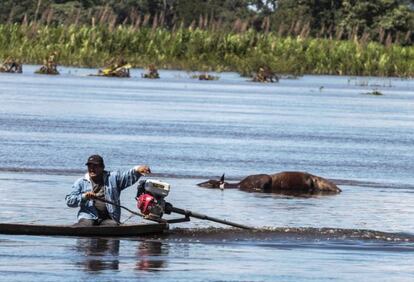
left=0, top=66, right=413, bottom=281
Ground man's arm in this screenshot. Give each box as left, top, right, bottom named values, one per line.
left=65, top=179, right=88, bottom=207
left=116, top=165, right=151, bottom=191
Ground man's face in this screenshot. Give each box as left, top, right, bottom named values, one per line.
left=87, top=164, right=104, bottom=180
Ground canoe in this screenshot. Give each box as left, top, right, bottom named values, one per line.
left=0, top=222, right=168, bottom=237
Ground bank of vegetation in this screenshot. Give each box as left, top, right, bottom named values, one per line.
left=1, top=24, right=413, bottom=77
left=0, top=0, right=413, bottom=77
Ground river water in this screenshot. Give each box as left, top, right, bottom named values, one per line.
left=0, top=66, right=413, bottom=281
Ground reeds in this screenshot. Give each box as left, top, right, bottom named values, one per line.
left=0, top=23, right=412, bottom=77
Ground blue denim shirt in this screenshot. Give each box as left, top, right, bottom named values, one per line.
left=65, top=168, right=142, bottom=222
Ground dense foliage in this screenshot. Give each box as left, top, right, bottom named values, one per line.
left=0, top=1, right=412, bottom=76
left=0, top=0, right=413, bottom=44
left=0, top=24, right=412, bottom=77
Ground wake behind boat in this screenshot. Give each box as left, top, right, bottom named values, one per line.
left=0, top=222, right=168, bottom=237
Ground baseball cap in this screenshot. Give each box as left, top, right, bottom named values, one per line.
left=85, top=154, right=105, bottom=167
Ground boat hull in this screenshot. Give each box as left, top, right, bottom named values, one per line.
left=0, top=222, right=168, bottom=237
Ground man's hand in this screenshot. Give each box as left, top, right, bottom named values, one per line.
left=83, top=191, right=96, bottom=200
left=135, top=165, right=151, bottom=175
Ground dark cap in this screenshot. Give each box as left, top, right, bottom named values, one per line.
left=85, top=155, right=105, bottom=167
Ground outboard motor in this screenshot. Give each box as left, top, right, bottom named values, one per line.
left=136, top=179, right=170, bottom=220
left=135, top=179, right=251, bottom=229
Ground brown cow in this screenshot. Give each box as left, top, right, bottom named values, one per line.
left=197, top=172, right=341, bottom=196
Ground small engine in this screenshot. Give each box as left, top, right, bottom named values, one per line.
left=143, top=179, right=170, bottom=197
left=136, top=179, right=170, bottom=219
left=135, top=179, right=251, bottom=229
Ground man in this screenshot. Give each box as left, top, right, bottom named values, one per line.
left=65, top=155, right=151, bottom=226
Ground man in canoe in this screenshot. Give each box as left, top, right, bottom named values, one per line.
left=65, top=155, right=151, bottom=226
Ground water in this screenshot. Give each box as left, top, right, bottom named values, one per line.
left=0, top=66, right=413, bottom=281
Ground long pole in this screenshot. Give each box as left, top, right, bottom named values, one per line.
left=167, top=205, right=253, bottom=230
left=95, top=198, right=253, bottom=229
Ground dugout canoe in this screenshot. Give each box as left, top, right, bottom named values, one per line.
left=0, top=222, right=168, bottom=237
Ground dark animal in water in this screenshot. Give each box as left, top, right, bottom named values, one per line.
left=197, top=172, right=341, bottom=196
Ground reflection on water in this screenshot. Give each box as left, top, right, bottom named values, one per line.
left=75, top=238, right=120, bottom=272
left=73, top=238, right=167, bottom=273
left=135, top=240, right=167, bottom=272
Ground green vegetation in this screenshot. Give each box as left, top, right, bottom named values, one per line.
left=0, top=1, right=413, bottom=77
left=0, top=1, right=413, bottom=45
left=0, top=24, right=413, bottom=77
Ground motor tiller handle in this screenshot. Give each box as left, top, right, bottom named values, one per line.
left=95, top=195, right=253, bottom=229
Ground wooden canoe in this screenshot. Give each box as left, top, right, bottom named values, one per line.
left=0, top=222, right=168, bottom=237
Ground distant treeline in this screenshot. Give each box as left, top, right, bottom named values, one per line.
left=1, top=0, right=413, bottom=45
left=1, top=24, right=413, bottom=77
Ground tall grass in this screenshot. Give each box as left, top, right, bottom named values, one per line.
left=0, top=23, right=412, bottom=77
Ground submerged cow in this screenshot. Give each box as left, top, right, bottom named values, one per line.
left=197, top=171, right=341, bottom=196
